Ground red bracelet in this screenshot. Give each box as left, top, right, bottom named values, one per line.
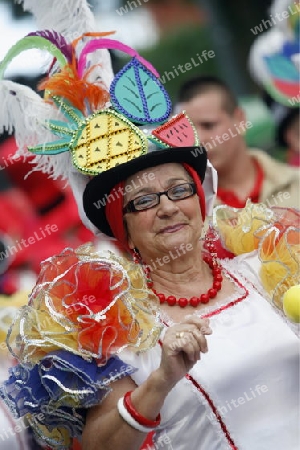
left=123, top=391, right=161, bottom=428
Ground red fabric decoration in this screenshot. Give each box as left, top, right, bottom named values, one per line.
left=217, top=158, right=264, bottom=208
left=183, top=163, right=206, bottom=220
left=105, top=181, right=128, bottom=250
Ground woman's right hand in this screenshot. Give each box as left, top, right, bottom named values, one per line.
left=158, top=316, right=212, bottom=386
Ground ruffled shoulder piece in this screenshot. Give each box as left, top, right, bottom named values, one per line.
left=0, top=243, right=162, bottom=449
left=213, top=201, right=300, bottom=313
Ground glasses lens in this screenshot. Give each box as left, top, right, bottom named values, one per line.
left=169, top=183, right=194, bottom=200
left=133, top=194, right=158, bottom=211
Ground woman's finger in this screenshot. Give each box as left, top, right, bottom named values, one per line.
left=187, top=329, right=209, bottom=354
left=181, top=316, right=212, bottom=334
left=169, top=328, right=207, bottom=359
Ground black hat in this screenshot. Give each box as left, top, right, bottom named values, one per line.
left=83, top=145, right=207, bottom=237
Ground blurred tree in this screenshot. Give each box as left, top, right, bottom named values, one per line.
left=116, top=0, right=272, bottom=97
left=2, top=0, right=273, bottom=98
left=111, top=24, right=218, bottom=103
left=137, top=25, right=218, bottom=102
left=197, top=0, right=273, bottom=96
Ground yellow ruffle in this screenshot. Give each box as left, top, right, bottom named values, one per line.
left=214, top=201, right=300, bottom=310
left=0, top=291, right=30, bottom=354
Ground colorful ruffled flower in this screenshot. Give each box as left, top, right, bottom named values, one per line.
left=258, top=207, right=300, bottom=308
left=7, top=244, right=161, bottom=365
left=214, top=202, right=300, bottom=311
left=1, top=244, right=162, bottom=448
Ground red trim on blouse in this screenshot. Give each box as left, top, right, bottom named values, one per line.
left=185, top=373, right=238, bottom=450
left=158, top=271, right=250, bottom=450
left=201, top=271, right=249, bottom=319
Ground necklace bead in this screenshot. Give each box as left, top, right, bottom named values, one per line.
left=150, top=252, right=223, bottom=308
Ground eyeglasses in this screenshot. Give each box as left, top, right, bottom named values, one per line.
left=123, top=182, right=196, bottom=213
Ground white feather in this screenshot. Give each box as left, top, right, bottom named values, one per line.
left=16, top=0, right=96, bottom=40
left=0, top=80, right=72, bottom=180
left=15, top=0, right=115, bottom=88
left=0, top=80, right=53, bottom=149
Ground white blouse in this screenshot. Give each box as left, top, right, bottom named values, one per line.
left=120, top=256, right=300, bottom=450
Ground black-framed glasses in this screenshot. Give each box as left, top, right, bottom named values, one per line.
left=123, top=182, right=196, bottom=213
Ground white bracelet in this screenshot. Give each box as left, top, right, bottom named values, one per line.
left=117, top=397, right=155, bottom=433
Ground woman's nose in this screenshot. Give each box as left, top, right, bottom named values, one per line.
left=157, top=194, right=179, bottom=216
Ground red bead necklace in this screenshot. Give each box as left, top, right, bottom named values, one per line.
left=144, top=244, right=223, bottom=308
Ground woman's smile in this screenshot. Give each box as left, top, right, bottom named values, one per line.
left=158, top=223, right=187, bottom=234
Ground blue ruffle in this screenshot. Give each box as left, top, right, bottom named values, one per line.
left=0, top=350, right=136, bottom=448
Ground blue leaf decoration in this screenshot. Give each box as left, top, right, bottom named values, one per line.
left=110, top=57, right=171, bottom=124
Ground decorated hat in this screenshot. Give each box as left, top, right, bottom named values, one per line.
left=249, top=0, right=300, bottom=106
left=0, top=1, right=216, bottom=239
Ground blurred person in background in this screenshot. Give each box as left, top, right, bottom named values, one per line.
left=263, top=95, right=300, bottom=167
left=277, top=108, right=300, bottom=167
left=176, top=75, right=299, bottom=209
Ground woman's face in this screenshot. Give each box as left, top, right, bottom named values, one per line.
left=124, top=163, right=204, bottom=260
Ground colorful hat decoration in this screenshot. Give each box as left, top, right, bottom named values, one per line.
left=0, top=0, right=217, bottom=236
left=77, top=38, right=172, bottom=124
left=0, top=32, right=201, bottom=178
left=249, top=0, right=300, bottom=106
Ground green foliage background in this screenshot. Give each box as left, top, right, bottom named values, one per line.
left=114, top=25, right=218, bottom=103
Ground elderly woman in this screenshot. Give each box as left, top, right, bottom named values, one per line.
left=0, top=17, right=298, bottom=450
left=80, top=146, right=299, bottom=450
